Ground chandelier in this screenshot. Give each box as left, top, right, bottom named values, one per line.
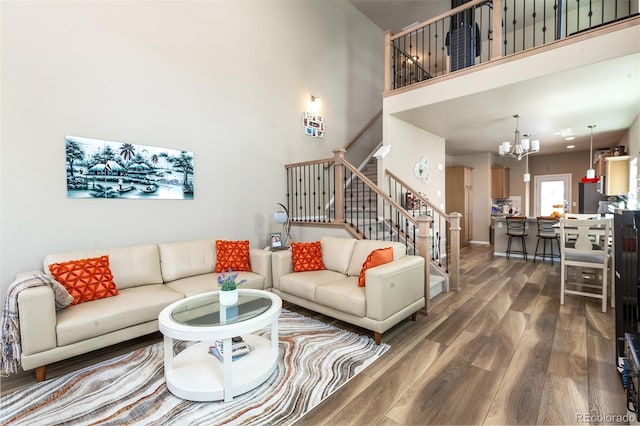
left=498, top=114, right=540, bottom=160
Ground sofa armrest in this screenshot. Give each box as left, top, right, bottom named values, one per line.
left=17, top=286, right=57, bottom=356
left=250, top=248, right=272, bottom=289
left=365, top=256, right=425, bottom=321
left=271, top=250, right=293, bottom=290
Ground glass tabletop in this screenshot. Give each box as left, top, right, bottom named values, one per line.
left=170, top=292, right=272, bottom=327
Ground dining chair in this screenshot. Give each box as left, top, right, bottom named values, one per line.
left=559, top=218, right=611, bottom=312
left=506, top=216, right=528, bottom=261
left=534, top=216, right=560, bottom=264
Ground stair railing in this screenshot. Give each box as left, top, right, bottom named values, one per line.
left=385, top=0, right=639, bottom=91
left=384, top=170, right=462, bottom=291
left=286, top=148, right=436, bottom=305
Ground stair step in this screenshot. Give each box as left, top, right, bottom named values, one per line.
left=430, top=274, right=446, bottom=299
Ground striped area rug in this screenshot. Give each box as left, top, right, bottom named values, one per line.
left=1, top=310, right=389, bottom=425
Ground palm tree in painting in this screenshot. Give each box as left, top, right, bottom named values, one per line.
left=66, top=139, right=85, bottom=177
left=169, top=151, right=194, bottom=192
left=119, top=143, right=136, bottom=163
left=151, top=154, right=159, bottom=166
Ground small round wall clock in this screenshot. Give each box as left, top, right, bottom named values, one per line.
left=414, top=156, right=430, bottom=184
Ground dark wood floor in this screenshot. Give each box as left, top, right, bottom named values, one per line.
left=1, top=244, right=628, bottom=425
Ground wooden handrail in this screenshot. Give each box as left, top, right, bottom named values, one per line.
left=341, top=160, right=413, bottom=225
left=284, top=157, right=334, bottom=169
left=390, top=0, right=489, bottom=40
left=385, top=170, right=448, bottom=218
left=342, top=109, right=383, bottom=151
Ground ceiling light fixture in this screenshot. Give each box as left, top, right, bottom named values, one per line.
left=498, top=114, right=540, bottom=161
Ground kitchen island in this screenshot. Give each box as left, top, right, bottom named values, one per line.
left=493, top=214, right=608, bottom=259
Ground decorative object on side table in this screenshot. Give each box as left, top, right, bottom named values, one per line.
left=217, top=268, right=246, bottom=306
left=273, top=202, right=291, bottom=249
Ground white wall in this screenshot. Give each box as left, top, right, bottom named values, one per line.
left=381, top=116, right=446, bottom=210
left=0, top=1, right=384, bottom=298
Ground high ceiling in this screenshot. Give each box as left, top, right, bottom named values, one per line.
left=350, top=1, right=640, bottom=156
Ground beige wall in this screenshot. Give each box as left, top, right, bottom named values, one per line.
left=0, top=1, right=384, bottom=298
left=382, top=116, right=446, bottom=209
left=447, top=153, right=492, bottom=243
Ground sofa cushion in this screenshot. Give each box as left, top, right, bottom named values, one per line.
left=166, top=271, right=265, bottom=297
left=158, top=239, right=216, bottom=282
left=291, top=241, right=325, bottom=272
left=48, top=255, right=119, bottom=305
left=320, top=237, right=356, bottom=274
left=55, top=284, right=183, bottom=346
left=315, top=277, right=365, bottom=317
left=347, top=240, right=407, bottom=277
left=358, top=247, right=394, bottom=287
left=279, top=270, right=346, bottom=301
left=44, top=244, right=163, bottom=290
left=215, top=240, right=251, bottom=272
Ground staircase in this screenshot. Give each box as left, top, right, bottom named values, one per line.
left=282, top=107, right=462, bottom=310
left=344, top=157, right=448, bottom=298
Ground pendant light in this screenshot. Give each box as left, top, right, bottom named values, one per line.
left=586, top=124, right=596, bottom=179
left=523, top=152, right=530, bottom=182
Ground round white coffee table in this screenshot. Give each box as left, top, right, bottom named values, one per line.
left=158, top=289, right=282, bottom=402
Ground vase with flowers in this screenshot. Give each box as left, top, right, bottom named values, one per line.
left=217, top=268, right=247, bottom=306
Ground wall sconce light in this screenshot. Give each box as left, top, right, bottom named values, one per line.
left=373, top=145, right=391, bottom=159
left=308, top=95, right=321, bottom=113
left=303, top=95, right=324, bottom=138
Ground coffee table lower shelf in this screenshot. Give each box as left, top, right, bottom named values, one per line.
left=164, top=334, right=277, bottom=402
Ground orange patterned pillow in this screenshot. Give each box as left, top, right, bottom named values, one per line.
left=48, top=255, right=119, bottom=305
left=291, top=241, right=325, bottom=272
left=358, top=247, right=393, bottom=287
left=215, top=240, right=251, bottom=272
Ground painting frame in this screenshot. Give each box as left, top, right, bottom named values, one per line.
left=269, top=232, right=283, bottom=248
left=65, top=135, right=194, bottom=200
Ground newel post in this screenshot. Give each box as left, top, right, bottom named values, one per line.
left=491, top=0, right=503, bottom=60
left=417, top=215, right=432, bottom=312
left=333, top=148, right=346, bottom=224
left=449, top=212, right=463, bottom=291
left=384, top=30, right=391, bottom=92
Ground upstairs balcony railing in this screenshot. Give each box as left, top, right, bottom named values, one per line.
left=386, top=0, right=639, bottom=90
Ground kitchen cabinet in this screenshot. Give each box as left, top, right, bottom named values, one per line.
left=491, top=166, right=509, bottom=199
left=605, top=156, right=630, bottom=195
left=446, top=166, right=473, bottom=245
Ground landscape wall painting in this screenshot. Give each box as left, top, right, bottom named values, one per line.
left=66, top=135, right=194, bottom=200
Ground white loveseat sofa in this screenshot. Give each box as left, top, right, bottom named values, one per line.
left=271, top=236, right=426, bottom=344
left=16, top=238, right=271, bottom=381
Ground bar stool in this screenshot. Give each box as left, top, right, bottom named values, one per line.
left=534, top=216, right=560, bottom=264
left=506, top=216, right=528, bottom=261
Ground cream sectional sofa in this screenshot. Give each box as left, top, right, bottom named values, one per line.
left=271, top=236, right=426, bottom=344
left=16, top=239, right=272, bottom=381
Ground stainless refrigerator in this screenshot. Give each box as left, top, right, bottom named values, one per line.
left=579, top=182, right=608, bottom=214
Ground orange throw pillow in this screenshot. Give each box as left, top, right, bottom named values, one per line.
left=48, top=255, right=119, bottom=305
left=215, top=240, right=251, bottom=272
left=358, top=247, right=393, bottom=287
left=291, top=241, right=325, bottom=272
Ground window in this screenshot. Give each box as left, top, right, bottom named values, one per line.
left=534, top=174, right=572, bottom=217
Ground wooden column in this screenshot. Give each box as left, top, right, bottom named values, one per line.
left=417, top=215, right=433, bottom=312
left=332, top=148, right=346, bottom=224
left=491, top=0, right=503, bottom=60
left=384, top=30, right=391, bottom=92
left=448, top=212, right=462, bottom=291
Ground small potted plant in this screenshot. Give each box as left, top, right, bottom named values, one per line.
left=217, top=268, right=247, bottom=306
